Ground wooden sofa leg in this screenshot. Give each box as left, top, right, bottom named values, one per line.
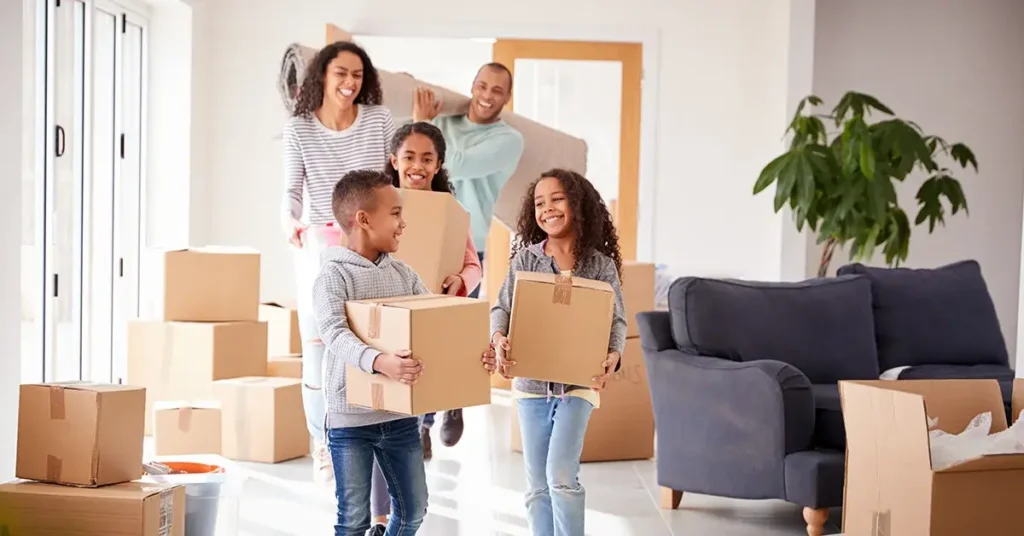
left=803, top=507, right=828, bottom=536
left=659, top=487, right=683, bottom=509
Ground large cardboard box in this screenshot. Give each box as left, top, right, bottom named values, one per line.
left=0, top=480, right=185, bottom=535
left=260, top=301, right=301, bottom=355
left=840, top=379, right=1024, bottom=535
left=621, top=262, right=656, bottom=338
left=268, top=355, right=303, bottom=379
left=511, top=338, right=655, bottom=462
left=508, top=272, right=614, bottom=386
left=214, top=377, right=308, bottom=463
left=17, top=382, right=145, bottom=487
left=153, top=401, right=222, bottom=456
left=127, top=320, right=268, bottom=434
left=145, top=246, right=260, bottom=322
left=346, top=295, right=490, bottom=415
left=391, top=189, right=470, bottom=294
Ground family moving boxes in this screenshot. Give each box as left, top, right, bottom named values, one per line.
left=214, top=376, right=309, bottom=463
left=392, top=189, right=471, bottom=294
left=346, top=295, right=491, bottom=415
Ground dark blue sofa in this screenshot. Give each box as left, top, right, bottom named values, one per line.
left=638, top=260, right=1012, bottom=536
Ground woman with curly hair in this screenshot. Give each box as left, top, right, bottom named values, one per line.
left=489, top=169, right=627, bottom=536
left=280, top=40, right=395, bottom=486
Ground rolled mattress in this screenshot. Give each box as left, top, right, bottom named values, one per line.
left=278, top=43, right=588, bottom=231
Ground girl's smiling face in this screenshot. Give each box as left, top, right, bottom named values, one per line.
left=534, top=176, right=573, bottom=238
left=391, top=132, right=438, bottom=191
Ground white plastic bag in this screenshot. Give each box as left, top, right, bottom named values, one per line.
left=928, top=411, right=1024, bottom=470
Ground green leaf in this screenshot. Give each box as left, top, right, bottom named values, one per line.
left=949, top=143, right=979, bottom=172
left=860, top=140, right=876, bottom=179
left=754, top=153, right=790, bottom=194
left=859, top=94, right=895, bottom=116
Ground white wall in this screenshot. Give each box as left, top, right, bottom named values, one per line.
left=812, top=0, right=1024, bottom=362
left=185, top=0, right=800, bottom=303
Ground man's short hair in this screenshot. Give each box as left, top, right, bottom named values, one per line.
left=331, top=169, right=393, bottom=232
left=476, top=62, right=513, bottom=92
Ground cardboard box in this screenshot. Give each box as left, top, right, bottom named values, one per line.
left=153, top=401, right=222, bottom=456
left=0, top=480, right=185, bottom=535
left=508, top=272, right=614, bottom=386
left=214, top=377, right=308, bottom=463
left=17, top=382, right=145, bottom=487
left=346, top=295, right=491, bottom=415
left=127, top=320, right=268, bottom=435
left=840, top=379, right=1024, bottom=535
left=622, top=262, right=656, bottom=338
left=392, top=189, right=470, bottom=293
left=491, top=374, right=512, bottom=390
left=268, top=355, right=303, bottom=379
left=145, top=246, right=260, bottom=322
left=260, top=301, right=302, bottom=355
left=511, top=338, right=654, bottom=462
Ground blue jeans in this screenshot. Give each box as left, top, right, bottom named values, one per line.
left=518, top=396, right=594, bottom=536
left=327, top=419, right=428, bottom=536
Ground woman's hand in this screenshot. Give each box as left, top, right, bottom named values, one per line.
left=592, top=351, right=621, bottom=391
left=412, top=86, right=442, bottom=122
left=492, top=332, right=513, bottom=379
left=480, top=345, right=498, bottom=375
left=286, top=218, right=305, bottom=248
left=441, top=274, right=464, bottom=296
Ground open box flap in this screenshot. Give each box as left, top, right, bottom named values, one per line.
left=514, top=271, right=613, bottom=293
left=937, top=452, right=1024, bottom=473
left=1013, top=379, right=1024, bottom=424
left=349, top=295, right=477, bottom=310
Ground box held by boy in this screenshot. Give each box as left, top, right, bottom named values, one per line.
left=260, top=301, right=301, bottom=355
left=17, top=382, right=145, bottom=487
left=214, top=377, right=308, bottom=463
left=840, top=379, right=1024, bottom=535
left=391, top=189, right=470, bottom=294
left=346, top=295, right=490, bottom=415
left=0, top=480, right=185, bottom=535
left=268, top=355, right=303, bottom=379
left=153, top=401, right=222, bottom=456
left=142, top=246, right=260, bottom=322
left=508, top=272, right=614, bottom=387
left=127, top=320, right=268, bottom=435
left=621, top=262, right=656, bottom=338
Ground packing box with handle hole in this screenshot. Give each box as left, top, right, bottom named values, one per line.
left=153, top=401, right=222, bottom=456
left=0, top=480, right=185, bottom=535
left=391, top=189, right=471, bottom=294
left=839, top=379, right=1024, bottom=536
left=142, top=246, right=261, bottom=322
left=213, top=377, right=308, bottom=463
left=345, top=295, right=491, bottom=415
left=507, top=272, right=615, bottom=387
left=17, top=382, right=146, bottom=487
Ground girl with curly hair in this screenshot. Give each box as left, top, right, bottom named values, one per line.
left=280, top=40, right=395, bottom=486
left=489, top=169, right=627, bottom=535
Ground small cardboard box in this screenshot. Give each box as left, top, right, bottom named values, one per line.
left=145, top=246, right=260, bottom=322
left=214, top=377, right=308, bottom=463
left=346, top=295, right=491, bottom=415
left=621, top=262, right=656, bottom=338
left=153, top=401, right=222, bottom=456
left=268, top=355, right=303, bottom=379
left=127, top=320, right=268, bottom=435
left=0, top=480, right=185, bottom=535
left=840, top=379, right=1024, bottom=535
left=512, top=338, right=654, bottom=462
left=392, top=189, right=470, bottom=293
left=260, top=301, right=301, bottom=355
left=508, top=272, right=614, bottom=386
left=16, top=382, right=146, bottom=487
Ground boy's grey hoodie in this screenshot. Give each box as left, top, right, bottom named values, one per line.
left=490, top=242, right=627, bottom=397
left=312, top=247, right=430, bottom=429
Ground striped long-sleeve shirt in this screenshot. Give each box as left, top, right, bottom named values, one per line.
left=281, top=105, right=396, bottom=224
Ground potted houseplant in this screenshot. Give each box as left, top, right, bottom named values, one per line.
left=753, top=91, right=978, bottom=276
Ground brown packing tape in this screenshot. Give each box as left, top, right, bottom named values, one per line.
left=367, top=304, right=383, bottom=340
left=872, top=510, right=890, bottom=535
left=46, top=454, right=62, bottom=482
left=553, top=274, right=573, bottom=305
left=158, top=488, right=174, bottom=536
left=370, top=382, right=384, bottom=411
left=177, top=406, right=193, bottom=432
left=49, top=385, right=66, bottom=419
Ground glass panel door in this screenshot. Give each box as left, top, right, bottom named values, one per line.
left=23, top=0, right=47, bottom=383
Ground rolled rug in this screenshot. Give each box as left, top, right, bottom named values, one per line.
left=276, top=42, right=588, bottom=230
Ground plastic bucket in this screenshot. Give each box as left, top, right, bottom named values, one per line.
left=145, top=458, right=244, bottom=536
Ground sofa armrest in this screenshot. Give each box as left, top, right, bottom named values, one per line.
left=645, top=348, right=815, bottom=500
left=637, top=310, right=675, bottom=352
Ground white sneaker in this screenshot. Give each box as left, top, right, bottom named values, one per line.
left=313, top=443, right=335, bottom=484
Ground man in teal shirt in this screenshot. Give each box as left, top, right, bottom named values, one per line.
left=412, top=63, right=524, bottom=451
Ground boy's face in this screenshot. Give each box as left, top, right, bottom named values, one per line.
left=355, top=185, right=405, bottom=253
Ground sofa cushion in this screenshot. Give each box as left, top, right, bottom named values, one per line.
left=668, top=276, right=879, bottom=383
left=897, top=365, right=1015, bottom=424
left=837, top=261, right=1008, bottom=370
left=811, top=384, right=846, bottom=450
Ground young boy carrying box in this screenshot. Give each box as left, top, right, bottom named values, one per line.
left=312, top=169, right=497, bottom=535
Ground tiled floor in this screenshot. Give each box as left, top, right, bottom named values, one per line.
left=217, top=390, right=842, bottom=535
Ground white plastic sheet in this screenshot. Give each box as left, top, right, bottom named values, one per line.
left=928, top=411, right=1024, bottom=470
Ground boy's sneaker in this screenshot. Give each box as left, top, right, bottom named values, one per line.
left=367, top=524, right=386, bottom=536
left=440, top=409, right=464, bottom=447
left=312, top=442, right=334, bottom=484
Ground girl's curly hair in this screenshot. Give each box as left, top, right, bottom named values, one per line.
left=293, top=41, right=382, bottom=117
left=384, top=122, right=455, bottom=196
left=512, top=168, right=622, bottom=277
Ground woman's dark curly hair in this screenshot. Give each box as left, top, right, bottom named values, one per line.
left=512, top=168, right=622, bottom=277
left=384, top=122, right=455, bottom=196
left=293, top=41, right=382, bottom=117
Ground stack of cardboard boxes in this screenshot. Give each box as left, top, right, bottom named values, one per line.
left=260, top=301, right=304, bottom=379
left=0, top=382, right=186, bottom=534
